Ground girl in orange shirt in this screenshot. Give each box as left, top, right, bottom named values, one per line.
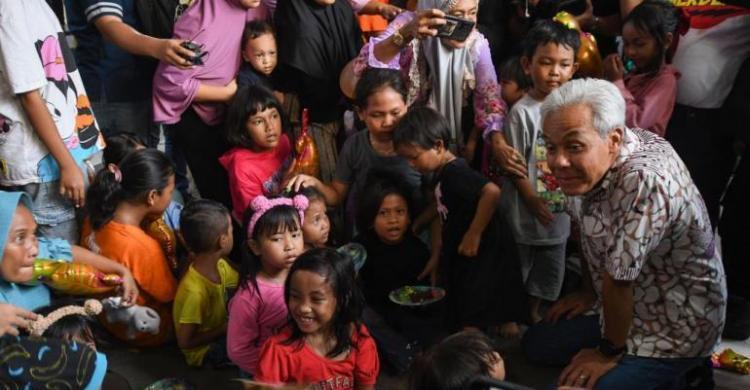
left=82, top=149, right=178, bottom=346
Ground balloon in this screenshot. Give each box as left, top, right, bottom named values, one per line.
left=144, top=217, right=178, bottom=273
left=31, top=259, right=122, bottom=295
left=718, top=349, right=750, bottom=375
left=577, top=32, right=604, bottom=78
left=288, top=108, right=320, bottom=178
left=552, top=10, right=580, bottom=31
left=553, top=11, right=604, bottom=78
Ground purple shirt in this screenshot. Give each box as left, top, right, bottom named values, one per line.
left=152, top=0, right=249, bottom=125
left=353, top=12, right=505, bottom=140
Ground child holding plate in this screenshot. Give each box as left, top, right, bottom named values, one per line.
left=394, top=107, right=526, bottom=336
left=353, top=171, right=443, bottom=373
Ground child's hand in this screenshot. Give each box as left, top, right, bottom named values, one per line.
left=458, top=229, right=482, bottom=257
left=527, top=196, right=555, bottom=226
left=0, top=303, right=38, bottom=337
left=59, top=164, right=86, bottom=208
left=603, top=54, right=625, bottom=82
left=226, top=79, right=238, bottom=97
left=417, top=253, right=439, bottom=286
left=116, top=268, right=139, bottom=306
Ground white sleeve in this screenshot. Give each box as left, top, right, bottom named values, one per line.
left=0, top=1, right=47, bottom=94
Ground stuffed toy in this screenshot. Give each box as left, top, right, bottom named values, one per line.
left=101, top=297, right=161, bottom=340
left=26, top=299, right=102, bottom=336
left=30, top=259, right=122, bottom=295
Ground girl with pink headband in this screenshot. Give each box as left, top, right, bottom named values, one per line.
left=227, top=194, right=308, bottom=377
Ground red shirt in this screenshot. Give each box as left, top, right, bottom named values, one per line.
left=218, top=134, right=292, bottom=221
left=255, top=325, right=379, bottom=389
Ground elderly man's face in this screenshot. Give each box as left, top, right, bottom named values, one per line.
left=543, top=104, right=622, bottom=196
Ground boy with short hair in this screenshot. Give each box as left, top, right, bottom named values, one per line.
left=394, top=106, right=526, bottom=336
left=173, top=199, right=238, bottom=367
left=501, top=19, right=579, bottom=323
left=238, top=20, right=277, bottom=91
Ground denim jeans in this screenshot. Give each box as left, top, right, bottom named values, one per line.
left=1, top=181, right=78, bottom=242
left=523, top=315, right=713, bottom=390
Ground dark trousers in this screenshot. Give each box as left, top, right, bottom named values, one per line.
left=523, top=315, right=713, bottom=390
left=720, top=147, right=750, bottom=300
left=665, top=104, right=736, bottom=228
left=166, top=108, right=231, bottom=209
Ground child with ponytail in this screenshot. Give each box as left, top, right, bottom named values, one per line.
left=82, top=148, right=178, bottom=346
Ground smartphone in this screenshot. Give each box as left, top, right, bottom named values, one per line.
left=436, top=15, right=475, bottom=42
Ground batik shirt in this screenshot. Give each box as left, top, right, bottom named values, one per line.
left=0, top=0, right=103, bottom=186
left=567, top=128, right=727, bottom=358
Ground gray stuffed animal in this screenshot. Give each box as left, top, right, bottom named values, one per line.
left=101, top=297, right=161, bottom=339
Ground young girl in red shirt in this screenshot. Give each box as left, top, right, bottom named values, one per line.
left=255, top=248, right=379, bottom=389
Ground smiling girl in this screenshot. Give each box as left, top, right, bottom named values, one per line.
left=256, top=248, right=379, bottom=389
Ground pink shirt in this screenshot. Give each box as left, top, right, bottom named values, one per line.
left=613, top=64, right=680, bottom=137
left=218, top=134, right=292, bottom=221
left=227, top=277, right=288, bottom=375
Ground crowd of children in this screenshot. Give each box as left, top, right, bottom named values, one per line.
left=1, top=0, right=747, bottom=389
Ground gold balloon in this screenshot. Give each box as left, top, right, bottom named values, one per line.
left=145, top=217, right=178, bottom=273
left=289, top=108, right=320, bottom=178
left=32, top=259, right=122, bottom=295
left=553, top=11, right=580, bottom=31
left=719, top=349, right=750, bottom=375
left=553, top=11, right=604, bottom=78
left=577, top=32, right=604, bottom=78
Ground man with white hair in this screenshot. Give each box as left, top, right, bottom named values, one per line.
left=522, top=78, right=726, bottom=389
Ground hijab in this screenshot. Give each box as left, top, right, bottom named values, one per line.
left=418, top=0, right=478, bottom=149
left=0, top=192, right=51, bottom=311
left=275, top=0, right=362, bottom=82
left=152, top=0, right=249, bottom=126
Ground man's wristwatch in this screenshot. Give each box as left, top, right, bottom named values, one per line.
left=598, top=338, right=627, bottom=357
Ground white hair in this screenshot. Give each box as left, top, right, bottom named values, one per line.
left=540, top=78, right=626, bottom=138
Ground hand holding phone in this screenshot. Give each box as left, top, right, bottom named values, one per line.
left=179, top=41, right=208, bottom=66
left=436, top=15, right=475, bottom=42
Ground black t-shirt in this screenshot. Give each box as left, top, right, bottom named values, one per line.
left=435, top=158, right=489, bottom=250
left=354, top=231, right=429, bottom=313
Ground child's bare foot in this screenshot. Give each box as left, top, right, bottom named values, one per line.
left=498, top=322, right=521, bottom=339
left=530, top=311, right=543, bottom=324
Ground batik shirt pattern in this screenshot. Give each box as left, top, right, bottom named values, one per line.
left=567, top=128, right=726, bottom=358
